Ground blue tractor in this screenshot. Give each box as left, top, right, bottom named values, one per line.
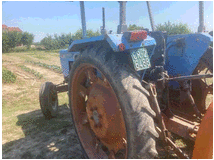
left=39, top=2, right=213, bottom=159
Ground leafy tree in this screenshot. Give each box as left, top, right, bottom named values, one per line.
left=57, top=33, right=72, bottom=48
left=128, top=24, right=144, bottom=31
left=40, top=35, right=54, bottom=50
left=156, top=21, right=192, bottom=35
left=2, top=31, right=34, bottom=53
left=7, top=31, right=22, bottom=48
left=72, top=29, right=101, bottom=40
left=40, top=33, right=73, bottom=50
left=40, top=29, right=100, bottom=50
left=2, top=32, right=10, bottom=52
left=21, top=32, right=34, bottom=48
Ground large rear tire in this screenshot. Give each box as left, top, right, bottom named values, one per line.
left=69, top=43, right=158, bottom=158
left=192, top=47, right=213, bottom=113
left=39, top=82, right=58, bottom=119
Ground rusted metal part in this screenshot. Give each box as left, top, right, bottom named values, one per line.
left=145, top=82, right=188, bottom=158
left=166, top=137, right=189, bottom=159
left=162, top=114, right=199, bottom=141
left=86, top=78, right=126, bottom=153
left=191, top=79, right=209, bottom=114
left=191, top=52, right=213, bottom=114
left=108, top=150, right=116, bottom=159
left=192, top=102, right=213, bottom=159
left=146, top=83, right=168, bottom=142
left=179, top=80, right=201, bottom=118
left=71, top=64, right=127, bottom=158
left=56, top=84, right=68, bottom=93
left=162, top=73, right=213, bottom=81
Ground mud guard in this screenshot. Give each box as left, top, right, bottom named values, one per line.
left=165, top=33, right=213, bottom=76
left=192, top=102, right=213, bottom=159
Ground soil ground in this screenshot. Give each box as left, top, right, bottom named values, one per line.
left=2, top=51, right=206, bottom=158
left=2, top=51, right=85, bottom=158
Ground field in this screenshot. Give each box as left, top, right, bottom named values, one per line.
left=2, top=51, right=85, bottom=158
left=2, top=50, right=208, bottom=158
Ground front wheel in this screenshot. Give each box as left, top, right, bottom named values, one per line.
left=69, top=44, right=158, bottom=158
left=39, top=82, right=58, bottom=119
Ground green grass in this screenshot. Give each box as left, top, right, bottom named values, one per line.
left=58, top=92, right=68, bottom=106
left=2, top=86, right=38, bottom=142
left=3, top=50, right=59, bottom=61
left=2, top=67, right=17, bottom=83
left=12, top=46, right=29, bottom=53
left=2, top=86, right=69, bottom=143
left=26, top=51, right=49, bottom=60
left=18, top=65, right=43, bottom=79
left=44, top=49, right=61, bottom=53
left=2, top=97, right=39, bottom=142
left=25, top=60, right=62, bottom=73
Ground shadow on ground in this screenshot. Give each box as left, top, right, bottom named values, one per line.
left=2, top=104, right=85, bottom=159
left=2, top=103, right=195, bottom=159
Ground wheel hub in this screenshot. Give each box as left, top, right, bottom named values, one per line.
left=71, top=64, right=127, bottom=157
left=86, top=79, right=126, bottom=152
left=92, top=110, right=100, bottom=124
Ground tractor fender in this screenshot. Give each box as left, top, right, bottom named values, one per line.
left=59, top=50, right=80, bottom=78
left=192, top=102, right=213, bottom=159
left=165, top=33, right=213, bottom=76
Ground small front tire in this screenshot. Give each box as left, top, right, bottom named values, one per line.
left=39, top=82, right=58, bottom=119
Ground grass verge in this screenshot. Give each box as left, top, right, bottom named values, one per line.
left=18, top=65, right=43, bottom=79
left=25, top=60, right=62, bottom=73
left=2, top=67, right=17, bottom=83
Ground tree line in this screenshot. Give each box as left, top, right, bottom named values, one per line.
left=2, top=22, right=193, bottom=53
left=40, top=22, right=192, bottom=50
left=40, top=29, right=101, bottom=50
left=2, top=31, right=34, bottom=53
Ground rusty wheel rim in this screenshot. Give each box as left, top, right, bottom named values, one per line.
left=71, top=63, right=127, bottom=158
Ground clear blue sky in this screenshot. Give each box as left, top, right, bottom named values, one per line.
left=2, top=1, right=213, bottom=42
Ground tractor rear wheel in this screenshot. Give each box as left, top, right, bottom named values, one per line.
left=69, top=44, right=158, bottom=158
left=39, top=82, right=58, bottom=119
left=192, top=47, right=213, bottom=113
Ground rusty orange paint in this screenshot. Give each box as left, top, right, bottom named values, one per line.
left=71, top=64, right=127, bottom=158
left=192, top=101, right=213, bottom=159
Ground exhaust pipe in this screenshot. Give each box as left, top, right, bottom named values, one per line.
left=80, top=1, right=87, bottom=39
left=198, top=1, right=205, bottom=32
left=101, top=7, right=107, bottom=35
left=146, top=1, right=155, bottom=31
left=117, top=1, right=127, bottom=34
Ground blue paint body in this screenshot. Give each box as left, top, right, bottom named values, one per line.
left=165, top=33, right=213, bottom=76
left=60, top=32, right=212, bottom=81
left=59, top=49, right=79, bottom=78
left=68, top=34, right=156, bottom=52
left=61, top=33, right=156, bottom=79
